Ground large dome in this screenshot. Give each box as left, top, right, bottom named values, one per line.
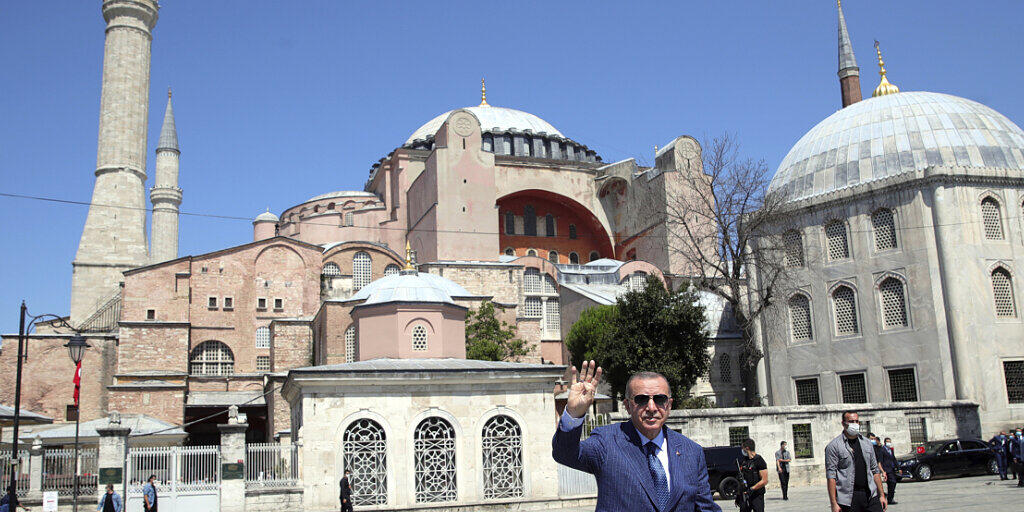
left=405, top=106, right=564, bottom=145
left=770, top=91, right=1024, bottom=202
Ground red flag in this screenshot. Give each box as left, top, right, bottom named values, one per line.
left=73, top=361, right=82, bottom=407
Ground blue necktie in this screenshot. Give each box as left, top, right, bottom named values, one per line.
left=645, top=441, right=670, bottom=510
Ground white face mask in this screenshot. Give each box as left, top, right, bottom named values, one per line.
left=845, top=422, right=860, bottom=435
left=885, top=442, right=892, bottom=448
left=870, top=439, right=877, bottom=445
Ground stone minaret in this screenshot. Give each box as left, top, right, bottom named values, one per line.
left=71, top=0, right=159, bottom=325
left=151, top=89, right=181, bottom=263
left=837, top=0, right=862, bottom=108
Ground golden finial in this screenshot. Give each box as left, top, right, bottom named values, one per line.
left=872, top=40, right=900, bottom=97
left=404, top=240, right=415, bottom=270
left=479, top=78, right=489, bottom=107
left=168, top=87, right=172, bottom=99
left=654, top=145, right=659, bottom=154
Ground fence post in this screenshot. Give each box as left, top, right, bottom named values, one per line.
left=219, top=405, right=248, bottom=512
left=95, top=412, right=132, bottom=501
left=28, top=436, right=42, bottom=499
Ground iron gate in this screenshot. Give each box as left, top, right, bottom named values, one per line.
left=125, top=445, right=220, bottom=512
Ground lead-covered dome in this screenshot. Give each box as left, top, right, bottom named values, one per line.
left=405, top=106, right=564, bottom=145
left=771, top=91, right=1024, bottom=202
left=350, top=271, right=477, bottom=307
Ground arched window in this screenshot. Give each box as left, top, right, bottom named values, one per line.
left=414, top=417, right=457, bottom=503
left=872, top=208, right=897, bottom=251
left=482, top=134, right=493, bottom=152
left=992, top=267, right=1017, bottom=317
left=255, top=327, right=270, bottom=349
left=825, top=220, right=850, bottom=260
left=789, top=294, right=813, bottom=342
left=523, top=268, right=541, bottom=293
left=982, top=197, right=1004, bottom=240
left=879, top=277, right=908, bottom=329
left=384, top=264, right=400, bottom=277
left=526, top=249, right=537, bottom=257
left=322, top=262, right=341, bottom=276
left=569, top=252, right=580, bottom=264
left=189, top=340, right=234, bottom=375
left=343, top=419, right=387, bottom=506
left=832, top=285, right=859, bottom=335
left=783, top=230, right=804, bottom=267
left=543, top=274, right=557, bottom=294
left=344, top=212, right=354, bottom=226
left=521, top=137, right=532, bottom=157
left=345, top=326, right=357, bottom=362
left=353, top=252, right=372, bottom=290
left=523, top=206, right=536, bottom=236
left=568, top=224, right=577, bottom=240
left=627, top=271, right=647, bottom=292
left=327, top=202, right=335, bottom=210
left=412, top=325, right=428, bottom=351
left=545, top=214, right=555, bottom=237
left=504, top=211, right=515, bottom=235
left=504, top=248, right=515, bottom=256
left=718, top=353, right=732, bottom=383
left=481, top=415, right=524, bottom=499
left=589, top=251, right=600, bottom=262
left=548, top=251, right=558, bottom=263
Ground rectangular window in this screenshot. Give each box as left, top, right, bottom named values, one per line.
left=146, top=309, right=155, bottom=320
left=66, top=404, right=78, bottom=422
left=728, top=426, right=749, bottom=447
left=840, top=373, right=868, bottom=403
left=256, top=355, right=271, bottom=372
left=887, top=368, right=918, bottom=402
left=908, top=417, right=928, bottom=446
left=795, top=377, right=821, bottom=405
left=1004, top=360, right=1024, bottom=404
left=545, top=299, right=560, bottom=332
left=208, top=297, right=217, bottom=309
left=792, top=423, right=813, bottom=458
left=523, top=297, right=542, bottom=318
left=257, top=297, right=267, bottom=310
left=274, top=298, right=283, bottom=311
left=223, top=297, right=233, bottom=310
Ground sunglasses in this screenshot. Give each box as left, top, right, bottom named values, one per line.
left=630, top=394, right=671, bottom=408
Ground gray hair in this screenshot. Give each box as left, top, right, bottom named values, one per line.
left=626, top=371, right=670, bottom=397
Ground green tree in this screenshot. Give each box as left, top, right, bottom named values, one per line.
left=564, top=304, right=618, bottom=370
left=465, top=301, right=530, bottom=361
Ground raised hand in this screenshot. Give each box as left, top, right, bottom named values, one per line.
left=565, top=360, right=602, bottom=418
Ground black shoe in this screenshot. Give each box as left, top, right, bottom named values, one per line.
left=889, top=501, right=898, bottom=505
left=783, top=497, right=788, bottom=500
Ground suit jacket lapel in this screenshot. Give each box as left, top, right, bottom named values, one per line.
left=665, top=431, right=686, bottom=511
left=618, top=423, right=660, bottom=511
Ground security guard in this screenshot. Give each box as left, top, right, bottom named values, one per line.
left=989, top=431, right=1010, bottom=480
left=1012, top=428, right=1024, bottom=488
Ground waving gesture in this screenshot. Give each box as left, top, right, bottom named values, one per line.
left=565, top=360, right=603, bottom=418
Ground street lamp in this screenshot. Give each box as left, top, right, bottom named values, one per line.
left=64, top=334, right=89, bottom=512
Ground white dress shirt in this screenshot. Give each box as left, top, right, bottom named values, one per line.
left=559, top=409, right=671, bottom=486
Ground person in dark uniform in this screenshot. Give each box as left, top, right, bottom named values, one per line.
left=339, top=469, right=354, bottom=512
left=879, top=438, right=899, bottom=504
left=738, top=439, right=768, bottom=512
left=1012, top=428, right=1024, bottom=487
left=990, top=431, right=1010, bottom=480
left=774, top=441, right=791, bottom=501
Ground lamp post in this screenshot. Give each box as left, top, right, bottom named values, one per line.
left=7, top=302, right=83, bottom=509
left=65, top=335, right=90, bottom=512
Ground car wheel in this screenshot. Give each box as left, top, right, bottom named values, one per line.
left=915, top=463, right=932, bottom=481
left=987, top=458, right=999, bottom=475
left=718, top=476, right=740, bottom=499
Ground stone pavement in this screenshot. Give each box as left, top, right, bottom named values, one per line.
left=553, top=475, right=1023, bottom=511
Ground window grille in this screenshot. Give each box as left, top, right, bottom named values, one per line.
left=872, top=209, right=897, bottom=251
left=795, top=378, right=820, bottom=405
left=384, top=264, right=400, bottom=277
left=482, top=415, right=524, bottom=499
left=832, top=286, right=859, bottom=335
left=322, top=262, right=341, bottom=276
left=505, top=212, right=515, bottom=235
left=908, top=417, right=928, bottom=446
left=255, top=327, right=270, bottom=349
left=1002, top=360, right=1024, bottom=404
left=840, top=373, right=868, bottom=403
left=412, top=325, right=428, bottom=351
left=628, top=272, right=647, bottom=292
left=569, top=225, right=577, bottom=239
left=345, top=326, right=356, bottom=363
left=879, top=277, right=908, bottom=328
left=545, top=299, right=560, bottom=332
left=353, top=252, right=372, bottom=290
left=728, top=426, right=749, bottom=447
left=792, top=424, right=813, bottom=458
left=569, top=252, right=579, bottom=264
left=526, top=249, right=536, bottom=257
left=223, top=297, right=233, bottom=309
left=543, top=274, right=557, bottom=294
left=783, top=230, right=804, bottom=267
left=981, top=198, right=1004, bottom=240
left=208, top=297, right=217, bottom=308
left=523, top=268, right=541, bottom=294
left=414, top=417, right=457, bottom=503
left=548, top=251, right=558, bottom=263
left=257, top=298, right=267, bottom=310
left=719, top=354, right=732, bottom=383
left=256, top=356, right=270, bottom=372
left=825, top=220, right=850, bottom=260
left=887, top=368, right=918, bottom=402
left=344, top=212, right=354, bottom=227
left=344, top=419, right=387, bottom=506
left=504, top=248, right=515, bottom=256
left=523, top=297, right=542, bottom=318
left=274, top=298, right=283, bottom=310
left=545, top=214, right=555, bottom=237
left=992, top=268, right=1017, bottom=317
left=789, top=294, right=813, bottom=342
left=189, top=340, right=234, bottom=376
left=523, top=206, right=537, bottom=236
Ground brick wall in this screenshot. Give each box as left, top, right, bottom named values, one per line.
left=270, top=321, right=312, bottom=372
left=118, top=325, right=188, bottom=374
left=108, top=388, right=185, bottom=425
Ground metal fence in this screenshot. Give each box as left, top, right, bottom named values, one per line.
left=43, top=448, right=98, bottom=496
left=557, top=464, right=597, bottom=497
left=245, top=443, right=299, bottom=489
left=0, top=450, right=30, bottom=495
left=128, top=445, right=220, bottom=491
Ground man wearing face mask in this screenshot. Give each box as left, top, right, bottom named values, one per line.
left=879, top=438, right=898, bottom=504
left=989, top=431, right=1010, bottom=480
left=1012, top=429, right=1024, bottom=487
left=738, top=439, right=768, bottom=512
left=825, top=411, right=887, bottom=512
left=552, top=361, right=721, bottom=512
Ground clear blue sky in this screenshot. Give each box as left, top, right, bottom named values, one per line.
left=1, top=1, right=1021, bottom=333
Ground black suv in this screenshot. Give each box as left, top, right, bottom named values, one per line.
left=895, top=438, right=999, bottom=481
left=703, top=446, right=744, bottom=498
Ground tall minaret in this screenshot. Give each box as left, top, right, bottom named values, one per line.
left=151, top=88, right=181, bottom=263
left=71, top=0, right=159, bottom=325
left=837, top=0, right=862, bottom=108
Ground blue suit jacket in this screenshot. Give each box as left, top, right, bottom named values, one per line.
left=553, top=421, right=721, bottom=512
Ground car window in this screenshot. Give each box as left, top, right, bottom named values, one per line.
left=960, top=440, right=986, bottom=450
left=942, top=442, right=959, bottom=452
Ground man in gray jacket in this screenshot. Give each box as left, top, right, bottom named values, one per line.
left=825, top=411, right=887, bottom=512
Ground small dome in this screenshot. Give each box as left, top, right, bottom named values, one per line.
left=350, top=271, right=476, bottom=307
left=405, top=106, right=564, bottom=145
left=771, top=91, right=1024, bottom=203
left=254, top=211, right=279, bottom=222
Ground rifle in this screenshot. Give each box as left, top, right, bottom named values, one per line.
left=734, top=458, right=750, bottom=509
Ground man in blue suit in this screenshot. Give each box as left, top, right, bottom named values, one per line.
left=552, top=361, right=721, bottom=512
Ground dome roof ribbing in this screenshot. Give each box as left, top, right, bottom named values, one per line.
left=254, top=211, right=279, bottom=222
left=405, top=106, right=564, bottom=145
left=770, top=91, right=1024, bottom=202
left=350, top=271, right=476, bottom=307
